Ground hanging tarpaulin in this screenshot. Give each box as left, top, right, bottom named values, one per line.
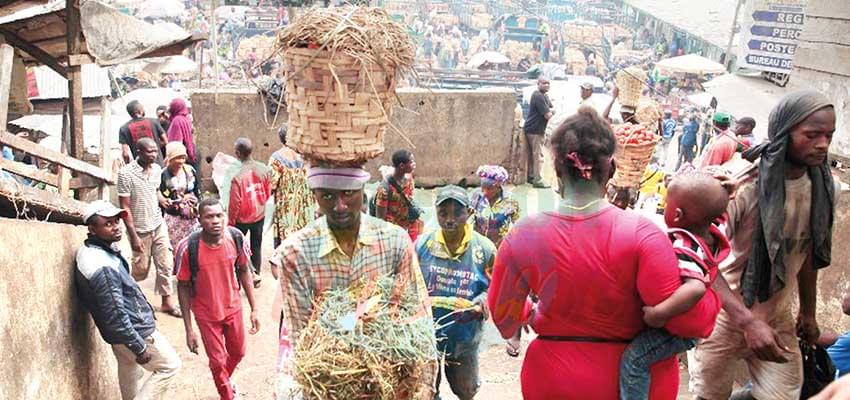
left=738, top=0, right=808, bottom=73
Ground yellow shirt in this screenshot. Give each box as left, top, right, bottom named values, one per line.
left=639, top=166, right=665, bottom=195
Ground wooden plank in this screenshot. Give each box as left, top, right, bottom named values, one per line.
left=66, top=53, right=94, bottom=66
left=0, top=157, right=58, bottom=186
left=70, top=174, right=99, bottom=189
left=0, top=44, right=12, bottom=131
left=66, top=0, right=83, bottom=159
left=98, top=97, right=110, bottom=199
left=58, top=107, right=70, bottom=195
left=0, top=28, right=66, bottom=79
left=0, top=178, right=86, bottom=224
left=135, top=34, right=208, bottom=60
left=0, top=131, right=114, bottom=183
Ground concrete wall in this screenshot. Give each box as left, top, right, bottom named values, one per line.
left=795, top=0, right=850, bottom=158
left=366, top=88, right=524, bottom=187
left=191, top=88, right=525, bottom=189
left=0, top=217, right=118, bottom=400
left=191, top=89, right=286, bottom=190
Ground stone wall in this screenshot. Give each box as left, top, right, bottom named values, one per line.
left=191, top=89, right=286, bottom=191
left=795, top=0, right=850, bottom=159
left=366, top=88, right=524, bottom=187
left=0, top=218, right=118, bottom=400
left=191, top=88, right=524, bottom=189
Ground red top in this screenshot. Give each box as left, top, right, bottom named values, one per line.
left=700, top=132, right=738, bottom=168
left=488, top=206, right=719, bottom=400
left=228, top=162, right=271, bottom=226
left=176, top=235, right=249, bottom=322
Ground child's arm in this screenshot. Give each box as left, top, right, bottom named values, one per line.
left=642, top=278, right=706, bottom=328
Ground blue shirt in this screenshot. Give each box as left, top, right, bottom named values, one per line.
left=828, top=332, right=850, bottom=377
left=681, top=120, right=699, bottom=146
left=415, top=226, right=496, bottom=357
left=662, top=118, right=677, bottom=139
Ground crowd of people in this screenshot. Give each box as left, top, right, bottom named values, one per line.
left=69, top=76, right=850, bottom=400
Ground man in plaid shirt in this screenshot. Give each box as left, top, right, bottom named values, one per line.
left=271, top=164, right=434, bottom=398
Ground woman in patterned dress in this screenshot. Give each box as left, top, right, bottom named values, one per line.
left=159, top=142, right=200, bottom=250
left=268, top=127, right=314, bottom=248
left=469, top=165, right=521, bottom=248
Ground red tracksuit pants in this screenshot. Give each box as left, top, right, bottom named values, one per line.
left=196, top=309, right=246, bottom=400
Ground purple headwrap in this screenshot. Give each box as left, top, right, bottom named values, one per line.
left=476, top=165, right=509, bottom=186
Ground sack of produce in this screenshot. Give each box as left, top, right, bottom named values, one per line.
left=276, top=6, right=415, bottom=164
left=612, top=123, right=660, bottom=187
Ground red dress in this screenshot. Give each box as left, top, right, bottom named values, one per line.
left=488, top=206, right=719, bottom=400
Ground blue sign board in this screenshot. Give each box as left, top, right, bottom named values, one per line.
left=745, top=54, right=794, bottom=70
left=752, top=11, right=805, bottom=24
left=750, top=25, right=802, bottom=40
left=747, top=39, right=797, bottom=55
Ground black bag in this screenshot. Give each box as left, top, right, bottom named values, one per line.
left=387, top=176, right=423, bottom=221
left=800, top=340, right=837, bottom=399
left=187, top=226, right=245, bottom=296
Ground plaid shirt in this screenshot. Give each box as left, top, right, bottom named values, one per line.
left=272, top=214, right=429, bottom=346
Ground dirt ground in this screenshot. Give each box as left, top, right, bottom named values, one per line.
left=139, top=229, right=694, bottom=400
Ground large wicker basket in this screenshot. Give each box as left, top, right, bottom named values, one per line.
left=283, top=47, right=397, bottom=164
left=615, top=68, right=646, bottom=108
left=612, top=136, right=660, bottom=187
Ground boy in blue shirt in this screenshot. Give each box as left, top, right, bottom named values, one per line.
left=416, top=185, right=497, bottom=400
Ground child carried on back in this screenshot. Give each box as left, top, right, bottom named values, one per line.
left=619, top=171, right=733, bottom=400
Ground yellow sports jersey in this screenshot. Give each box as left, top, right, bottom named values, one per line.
left=639, top=166, right=665, bottom=195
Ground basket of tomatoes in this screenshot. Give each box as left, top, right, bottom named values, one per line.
left=612, top=123, right=660, bottom=187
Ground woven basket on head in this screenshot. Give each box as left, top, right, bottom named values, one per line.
left=612, top=136, right=660, bottom=187
left=283, top=47, right=397, bottom=164
left=616, top=68, right=646, bottom=108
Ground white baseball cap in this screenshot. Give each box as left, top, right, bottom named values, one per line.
left=83, top=200, right=126, bottom=224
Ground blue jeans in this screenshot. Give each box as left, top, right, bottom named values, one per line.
left=619, top=328, right=697, bottom=400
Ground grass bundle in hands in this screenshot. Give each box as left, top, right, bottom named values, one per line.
left=293, top=275, right=437, bottom=400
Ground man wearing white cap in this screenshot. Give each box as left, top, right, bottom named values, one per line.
left=271, top=164, right=434, bottom=398
left=75, top=200, right=181, bottom=400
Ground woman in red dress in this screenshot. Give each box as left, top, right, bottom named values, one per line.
left=488, top=107, right=719, bottom=399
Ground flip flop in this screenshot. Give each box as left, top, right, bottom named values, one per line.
left=253, top=279, right=262, bottom=289
left=158, top=307, right=182, bottom=318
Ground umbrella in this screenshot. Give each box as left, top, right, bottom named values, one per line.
left=143, top=56, right=198, bottom=75
left=466, top=51, right=511, bottom=69
left=687, top=92, right=716, bottom=109
left=136, top=0, right=185, bottom=19
left=655, top=54, right=727, bottom=76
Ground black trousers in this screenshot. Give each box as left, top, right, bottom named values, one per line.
left=235, top=219, right=263, bottom=275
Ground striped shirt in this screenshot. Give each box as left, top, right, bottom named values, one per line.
left=272, top=214, right=429, bottom=346
left=117, top=161, right=163, bottom=234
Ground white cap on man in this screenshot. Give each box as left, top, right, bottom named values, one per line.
left=83, top=200, right=126, bottom=224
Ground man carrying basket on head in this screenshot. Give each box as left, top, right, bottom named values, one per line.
left=271, top=164, right=435, bottom=399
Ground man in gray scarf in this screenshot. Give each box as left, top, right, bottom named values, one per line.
left=691, top=90, right=838, bottom=400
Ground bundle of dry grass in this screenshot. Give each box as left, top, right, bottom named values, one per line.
left=293, top=276, right=437, bottom=400
left=276, top=6, right=415, bottom=73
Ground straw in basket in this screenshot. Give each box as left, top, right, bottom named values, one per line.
left=612, top=135, right=660, bottom=188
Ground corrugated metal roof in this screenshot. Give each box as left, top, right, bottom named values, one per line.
left=29, top=63, right=112, bottom=100
left=624, top=0, right=739, bottom=50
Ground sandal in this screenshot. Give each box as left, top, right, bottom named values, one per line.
left=158, top=307, right=182, bottom=318
left=253, top=278, right=262, bottom=289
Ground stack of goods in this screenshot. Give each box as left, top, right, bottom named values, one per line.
left=602, top=24, right=632, bottom=44
left=430, top=11, right=459, bottom=26
left=500, top=40, right=534, bottom=67
left=468, top=36, right=485, bottom=55
left=563, top=23, right=604, bottom=46
left=293, top=276, right=438, bottom=400
left=634, top=98, right=663, bottom=129
left=611, top=123, right=659, bottom=187
left=470, top=4, right=486, bottom=13
left=236, top=35, right=277, bottom=62
left=615, top=67, right=647, bottom=108
left=471, top=13, right=493, bottom=30
left=564, top=47, right=587, bottom=75
left=383, top=0, right=413, bottom=13
left=276, top=6, right=415, bottom=165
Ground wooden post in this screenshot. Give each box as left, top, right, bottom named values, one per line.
left=98, top=97, right=110, bottom=200
left=66, top=0, right=84, bottom=159
left=59, top=106, right=71, bottom=196
left=0, top=44, right=14, bottom=131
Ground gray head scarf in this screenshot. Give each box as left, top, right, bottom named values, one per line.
left=740, top=90, right=835, bottom=307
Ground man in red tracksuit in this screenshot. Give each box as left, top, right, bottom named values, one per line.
left=227, top=137, right=271, bottom=288
left=177, top=198, right=260, bottom=400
